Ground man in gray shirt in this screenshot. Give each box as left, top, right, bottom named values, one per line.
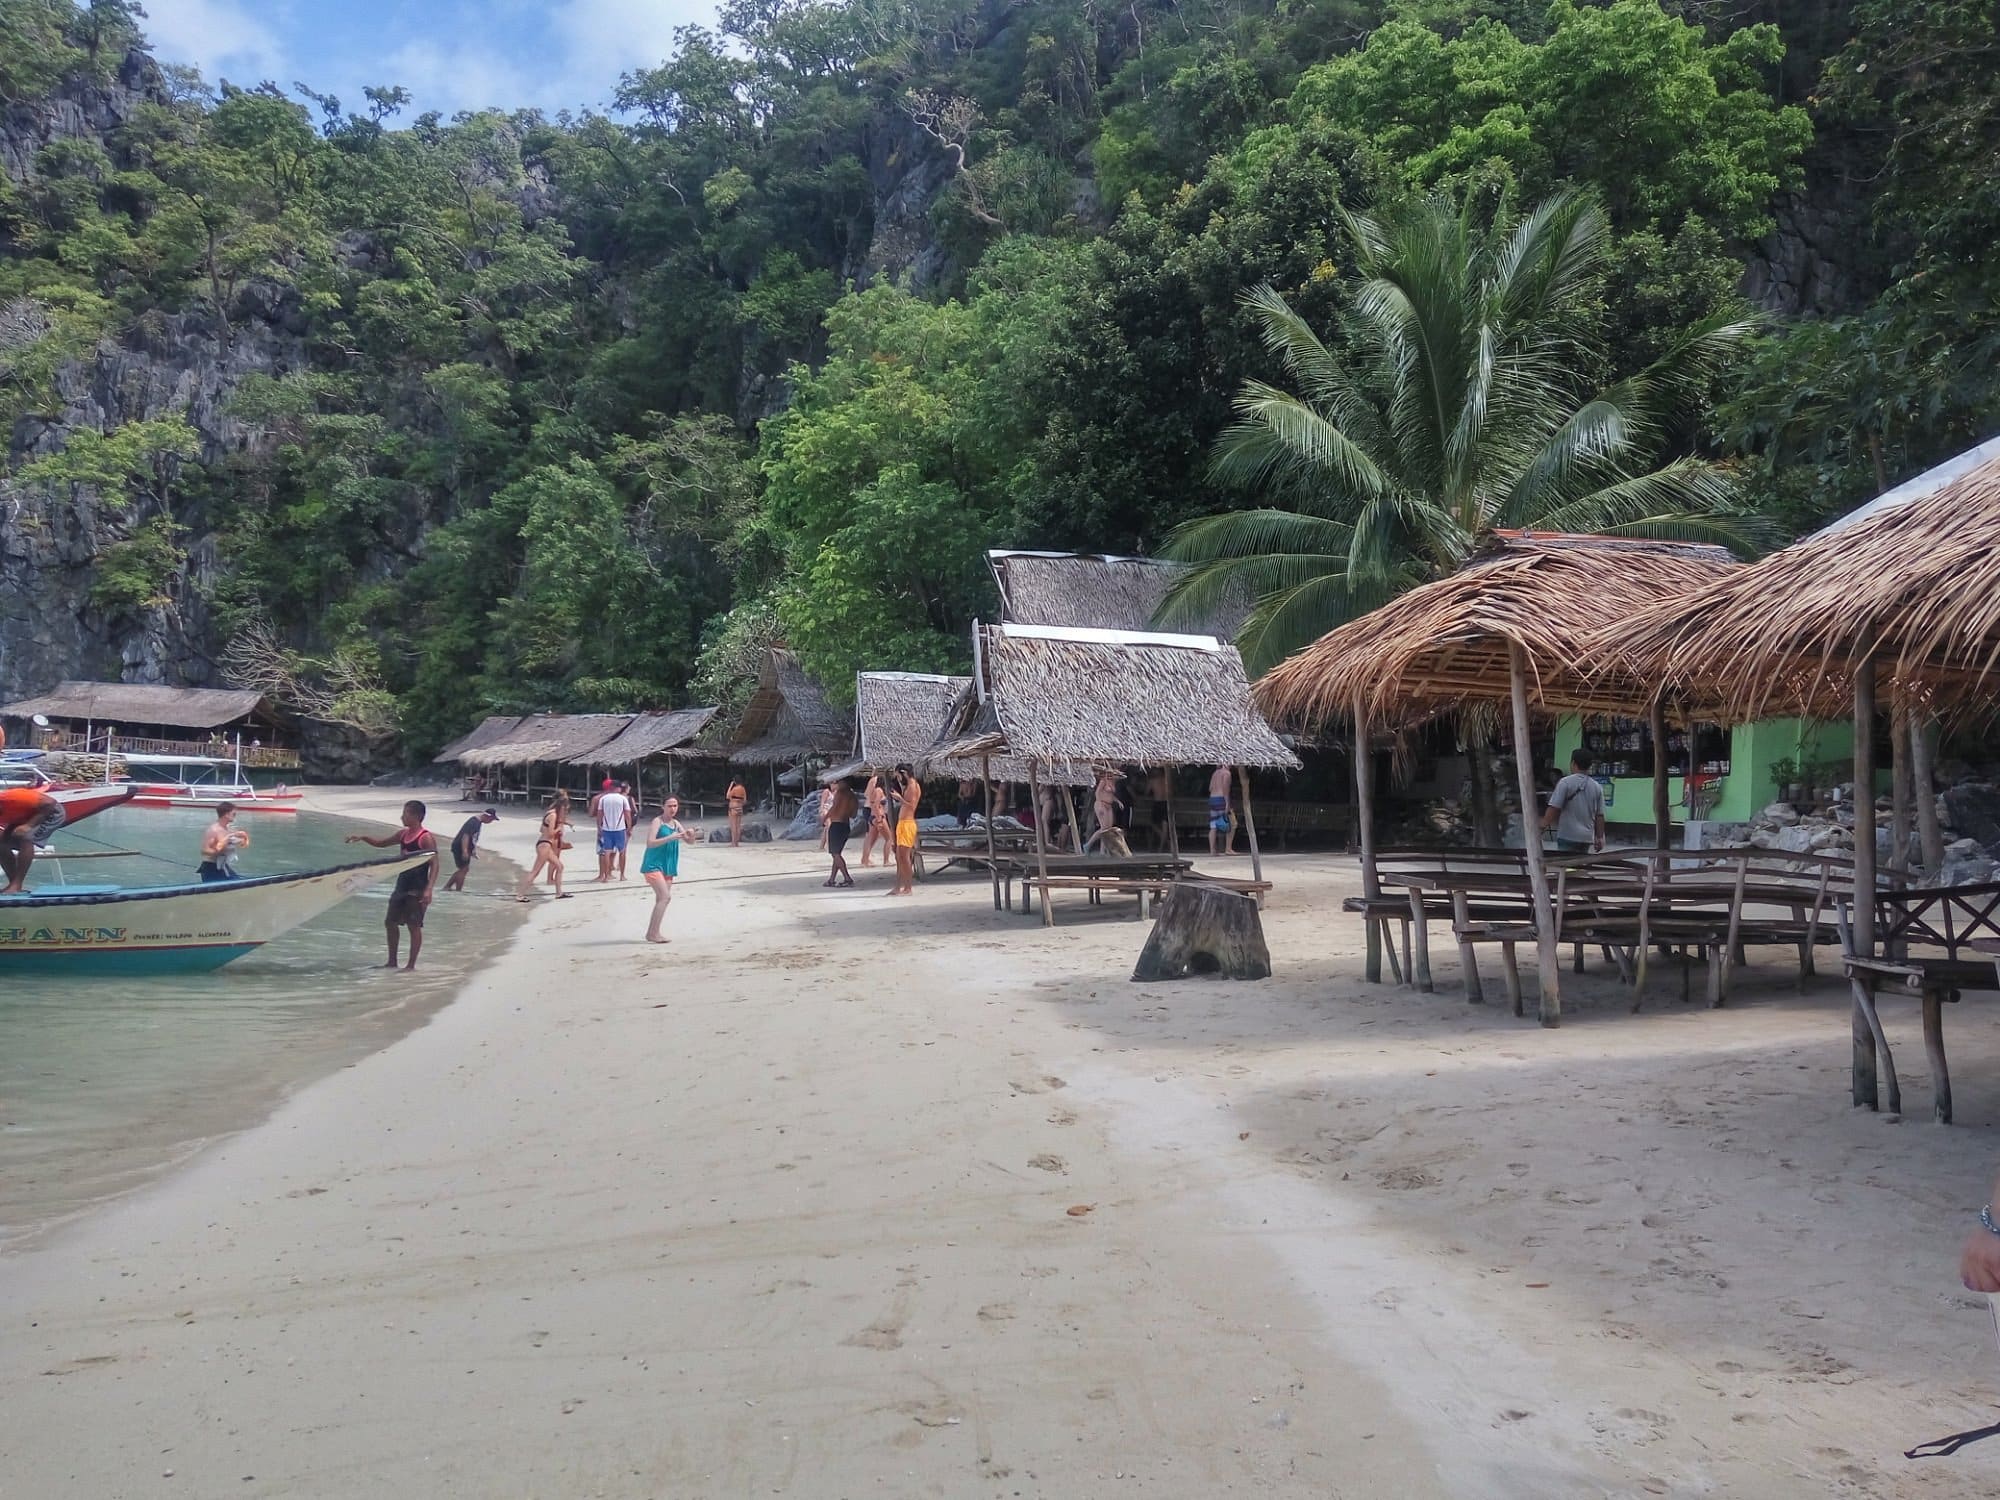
left=1541, top=750, right=1606, bottom=852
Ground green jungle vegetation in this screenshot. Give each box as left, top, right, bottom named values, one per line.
left=1, top=0, right=1995, bottom=753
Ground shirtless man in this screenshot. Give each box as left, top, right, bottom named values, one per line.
left=890, top=765, right=921, bottom=896
left=1208, top=764, right=1238, bottom=856
left=197, top=802, right=249, bottom=881
left=0, top=787, right=63, bottom=894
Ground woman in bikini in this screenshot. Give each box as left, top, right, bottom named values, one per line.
left=516, top=792, right=571, bottom=901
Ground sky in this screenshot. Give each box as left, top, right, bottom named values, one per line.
left=139, top=0, right=722, bottom=120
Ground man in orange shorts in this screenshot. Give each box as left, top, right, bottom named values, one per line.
left=0, top=786, right=64, bottom=894
left=890, top=764, right=921, bottom=896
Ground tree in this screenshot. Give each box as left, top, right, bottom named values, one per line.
left=1159, top=189, right=1757, bottom=835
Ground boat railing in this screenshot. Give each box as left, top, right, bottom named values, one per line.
left=39, top=732, right=301, bottom=769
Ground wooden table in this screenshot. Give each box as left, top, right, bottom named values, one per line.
left=999, top=852, right=1194, bottom=921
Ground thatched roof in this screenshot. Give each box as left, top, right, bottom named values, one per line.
left=1607, top=438, right=2000, bottom=723
left=454, top=713, right=634, bottom=768
left=942, top=622, right=1298, bottom=771
left=851, top=672, right=968, bottom=772
left=1258, top=533, right=1741, bottom=733
left=593, top=707, right=719, bottom=763
left=920, top=677, right=1095, bottom=786
left=726, top=650, right=852, bottom=765
left=989, top=550, right=1251, bottom=638
left=433, top=715, right=528, bottom=764
left=0, top=681, right=268, bottom=730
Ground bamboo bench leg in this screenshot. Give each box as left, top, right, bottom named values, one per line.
left=1706, top=946, right=1726, bottom=1008
left=1501, top=942, right=1523, bottom=1017
left=1572, top=940, right=1585, bottom=974
left=1401, top=921, right=1415, bottom=990
left=1850, top=977, right=1899, bottom=1114
left=1923, top=986, right=1953, bottom=1124
left=1409, top=890, right=1433, bottom=993
left=1451, top=891, right=1483, bottom=1004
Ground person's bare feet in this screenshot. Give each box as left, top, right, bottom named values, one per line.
left=403, top=962, right=418, bottom=972
left=380, top=960, right=399, bottom=969
left=646, top=935, right=669, bottom=944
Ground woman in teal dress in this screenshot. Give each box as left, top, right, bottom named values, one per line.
left=640, top=796, right=687, bottom=943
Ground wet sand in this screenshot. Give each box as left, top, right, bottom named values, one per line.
left=2, top=785, right=1998, bottom=1497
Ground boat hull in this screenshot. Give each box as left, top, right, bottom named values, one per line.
left=0, top=855, right=428, bottom=974
left=50, top=783, right=142, bottom=827
left=126, top=789, right=303, bottom=813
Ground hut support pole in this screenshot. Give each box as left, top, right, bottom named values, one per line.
left=1029, top=761, right=1054, bottom=928
left=1236, top=766, right=1266, bottom=907
left=1852, top=659, right=1879, bottom=1109
left=983, top=753, right=1000, bottom=911
left=1059, top=778, right=1085, bottom=854
left=1912, top=714, right=1944, bottom=881
left=1353, top=694, right=1382, bottom=984
left=1649, top=695, right=1671, bottom=851
left=1891, top=706, right=1912, bottom=880
left=1508, top=643, right=1561, bottom=1026
left=1165, top=777, right=1181, bottom=858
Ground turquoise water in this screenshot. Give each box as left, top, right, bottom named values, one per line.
left=0, top=805, right=522, bottom=1245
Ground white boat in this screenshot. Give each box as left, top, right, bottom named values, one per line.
left=117, top=753, right=303, bottom=813
left=0, top=855, right=428, bottom=974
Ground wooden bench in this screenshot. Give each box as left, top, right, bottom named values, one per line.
left=1839, top=881, right=2000, bottom=1123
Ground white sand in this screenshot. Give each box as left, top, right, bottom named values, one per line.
left=4, top=785, right=2000, bottom=1497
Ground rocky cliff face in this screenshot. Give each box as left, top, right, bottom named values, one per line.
left=2, top=52, right=310, bottom=702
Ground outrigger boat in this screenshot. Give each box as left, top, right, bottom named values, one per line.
left=3, top=761, right=141, bottom=828
left=117, top=753, right=303, bottom=813
left=0, top=854, right=428, bottom=974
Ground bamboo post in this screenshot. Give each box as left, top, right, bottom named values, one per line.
left=1890, top=705, right=1912, bottom=882
left=982, top=753, right=1000, bottom=910
left=1508, top=643, right=1561, bottom=1025
left=1353, top=694, right=1382, bottom=984
left=1852, top=659, right=1879, bottom=1109
left=1029, top=761, right=1055, bottom=928
left=1236, top=765, right=1265, bottom=907
left=1912, top=713, right=1944, bottom=881
left=1165, top=774, right=1181, bottom=858
left=1059, top=777, right=1085, bottom=855
left=1649, top=694, right=1671, bottom=850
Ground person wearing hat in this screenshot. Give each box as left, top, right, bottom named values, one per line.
left=445, top=807, right=501, bottom=892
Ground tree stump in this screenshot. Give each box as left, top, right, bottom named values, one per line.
left=1132, top=882, right=1271, bottom=982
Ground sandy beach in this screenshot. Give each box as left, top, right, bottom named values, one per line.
left=4, top=785, right=2000, bottom=1497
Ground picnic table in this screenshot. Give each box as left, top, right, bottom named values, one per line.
left=987, top=851, right=1274, bottom=924
left=1357, top=846, right=1860, bottom=1015
left=1839, top=884, right=2000, bottom=1122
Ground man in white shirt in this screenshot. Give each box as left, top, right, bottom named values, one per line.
left=595, top=781, right=634, bottom=881
left=1541, top=751, right=1606, bottom=853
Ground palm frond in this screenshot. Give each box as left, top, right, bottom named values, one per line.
left=1211, top=384, right=1392, bottom=505
left=1158, top=508, right=1357, bottom=564
left=1529, top=458, right=1746, bottom=537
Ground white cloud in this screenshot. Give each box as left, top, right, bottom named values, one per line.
left=381, top=38, right=541, bottom=118
left=141, top=0, right=290, bottom=89
left=549, top=0, right=716, bottom=106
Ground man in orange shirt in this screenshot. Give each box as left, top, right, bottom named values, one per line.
left=0, top=787, right=65, bottom=894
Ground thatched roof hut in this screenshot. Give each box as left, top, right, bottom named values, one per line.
left=989, top=550, right=1251, bottom=638
left=592, top=707, right=719, bottom=764
left=923, top=677, right=1093, bottom=787
left=820, top=672, right=968, bottom=782
left=1, top=681, right=270, bottom=731
left=1258, top=533, right=1741, bottom=734
left=944, top=623, right=1298, bottom=772
left=1607, top=436, right=2000, bottom=725
left=453, top=714, right=634, bottom=768
left=434, top=715, right=529, bottom=764
left=724, top=650, right=851, bottom=766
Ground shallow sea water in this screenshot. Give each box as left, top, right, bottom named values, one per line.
left=0, top=804, right=522, bottom=1246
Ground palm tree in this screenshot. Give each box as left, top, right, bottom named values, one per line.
left=1159, top=188, right=1759, bottom=676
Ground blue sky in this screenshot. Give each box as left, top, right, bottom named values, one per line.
left=140, top=0, right=721, bottom=119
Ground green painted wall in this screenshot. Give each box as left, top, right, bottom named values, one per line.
left=1552, top=716, right=1856, bottom=833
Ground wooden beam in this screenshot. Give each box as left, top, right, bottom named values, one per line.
left=1509, top=642, right=1561, bottom=1026
left=1029, top=760, right=1054, bottom=928
left=1058, top=776, right=1085, bottom=854
left=1649, top=693, right=1671, bottom=850
left=1353, top=692, right=1381, bottom=984
left=1890, top=704, right=1912, bottom=880
left=1852, top=658, right=1878, bottom=1109
left=1236, top=765, right=1265, bottom=906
